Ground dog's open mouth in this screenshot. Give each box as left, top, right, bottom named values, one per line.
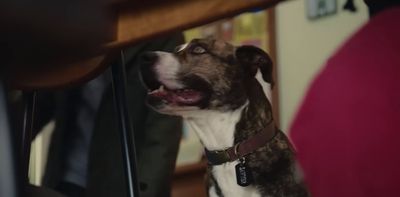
left=147, top=84, right=206, bottom=106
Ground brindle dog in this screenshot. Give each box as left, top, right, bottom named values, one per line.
left=139, top=38, right=309, bottom=197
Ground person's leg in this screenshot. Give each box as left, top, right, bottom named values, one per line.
left=0, top=82, right=19, bottom=197
left=55, top=181, right=85, bottom=197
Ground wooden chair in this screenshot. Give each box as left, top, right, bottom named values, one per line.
left=0, top=0, right=284, bottom=197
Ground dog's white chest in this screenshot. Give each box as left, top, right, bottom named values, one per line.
left=210, top=162, right=261, bottom=197
left=183, top=104, right=261, bottom=197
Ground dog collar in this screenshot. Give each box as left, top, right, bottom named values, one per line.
left=204, top=120, right=277, bottom=166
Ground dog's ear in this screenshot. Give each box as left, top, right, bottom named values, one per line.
left=235, top=45, right=273, bottom=84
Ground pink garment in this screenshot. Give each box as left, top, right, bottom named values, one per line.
left=290, top=7, right=400, bottom=197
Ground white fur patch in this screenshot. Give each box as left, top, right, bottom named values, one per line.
left=183, top=103, right=247, bottom=150
left=154, top=52, right=184, bottom=89
left=209, top=186, right=218, bottom=197
left=176, top=43, right=189, bottom=53
left=255, top=70, right=272, bottom=103
left=183, top=102, right=261, bottom=197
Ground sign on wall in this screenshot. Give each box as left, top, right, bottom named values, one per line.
left=306, top=0, right=337, bottom=19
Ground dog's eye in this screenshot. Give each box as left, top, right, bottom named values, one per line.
left=191, top=46, right=206, bottom=54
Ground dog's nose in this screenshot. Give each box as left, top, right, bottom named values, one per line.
left=140, top=52, right=158, bottom=66
left=140, top=52, right=158, bottom=78
left=139, top=52, right=160, bottom=90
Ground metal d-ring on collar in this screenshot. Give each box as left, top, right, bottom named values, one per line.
left=234, top=143, right=240, bottom=158
left=234, top=143, right=246, bottom=164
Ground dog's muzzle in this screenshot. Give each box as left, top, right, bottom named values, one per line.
left=139, top=52, right=208, bottom=107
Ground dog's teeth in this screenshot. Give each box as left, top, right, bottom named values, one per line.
left=149, top=89, right=156, bottom=94
left=160, top=85, right=165, bottom=91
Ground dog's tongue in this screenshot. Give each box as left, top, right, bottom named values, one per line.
left=149, top=88, right=203, bottom=105
left=175, top=89, right=203, bottom=104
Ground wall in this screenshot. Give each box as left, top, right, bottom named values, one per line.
left=276, top=0, right=369, bottom=131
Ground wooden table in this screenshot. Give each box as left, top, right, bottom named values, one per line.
left=3, top=0, right=284, bottom=90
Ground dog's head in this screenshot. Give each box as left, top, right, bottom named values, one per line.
left=139, top=38, right=273, bottom=115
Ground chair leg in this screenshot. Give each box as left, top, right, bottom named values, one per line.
left=111, top=50, right=140, bottom=197
left=21, top=92, right=36, bottom=185
left=0, top=83, right=20, bottom=197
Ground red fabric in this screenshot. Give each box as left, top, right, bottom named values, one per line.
left=290, top=7, right=400, bottom=197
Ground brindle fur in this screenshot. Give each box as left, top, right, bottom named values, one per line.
left=233, top=78, right=309, bottom=197
left=141, top=38, right=309, bottom=196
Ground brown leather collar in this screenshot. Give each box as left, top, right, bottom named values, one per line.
left=204, top=120, right=277, bottom=166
